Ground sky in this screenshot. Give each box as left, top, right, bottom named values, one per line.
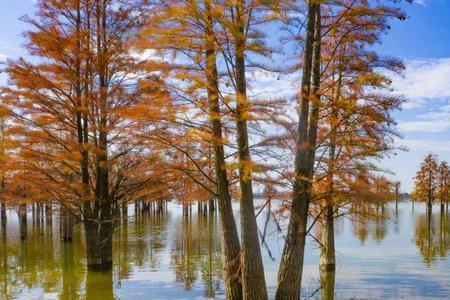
left=0, top=0, right=449, bottom=192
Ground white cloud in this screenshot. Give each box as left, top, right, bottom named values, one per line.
left=391, top=58, right=450, bottom=109
left=398, top=120, right=450, bottom=133
left=400, top=139, right=450, bottom=152
left=398, top=104, right=450, bottom=133
left=247, top=69, right=299, bottom=100
left=413, top=0, right=427, bottom=6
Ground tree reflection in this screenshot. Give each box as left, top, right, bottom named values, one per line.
left=171, top=211, right=222, bottom=294
left=115, top=208, right=170, bottom=279
left=350, top=202, right=390, bottom=244
left=85, top=268, right=114, bottom=300
left=415, top=208, right=450, bottom=266
left=0, top=215, right=82, bottom=299
left=60, top=240, right=84, bottom=300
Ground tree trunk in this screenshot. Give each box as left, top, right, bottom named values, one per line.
left=85, top=218, right=109, bottom=270
left=197, top=201, right=202, bottom=215
left=45, top=204, right=52, bottom=228
left=122, top=203, right=128, bottom=225
left=233, top=2, right=267, bottom=299
left=203, top=203, right=208, bottom=216
left=204, top=3, right=242, bottom=298
left=276, top=5, right=321, bottom=299
left=18, top=203, right=27, bottom=241
left=86, top=0, right=113, bottom=271
left=209, top=197, right=215, bottom=213
left=1, top=203, right=6, bottom=231
left=61, top=208, right=74, bottom=242
left=320, top=267, right=335, bottom=300
left=157, top=200, right=163, bottom=214
left=320, top=205, right=335, bottom=273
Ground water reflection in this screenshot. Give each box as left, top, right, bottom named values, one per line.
left=414, top=208, right=450, bottom=266
left=349, top=203, right=390, bottom=244
left=1, top=201, right=450, bottom=299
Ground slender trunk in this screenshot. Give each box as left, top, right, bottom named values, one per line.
left=319, top=201, right=336, bottom=300
left=233, top=2, right=267, bottom=298
left=209, top=197, right=215, bottom=213
left=0, top=203, right=6, bottom=231
left=320, top=205, right=335, bottom=272
left=276, top=5, right=321, bottom=299
left=18, top=203, right=27, bottom=241
left=157, top=200, right=163, bottom=214
left=61, top=208, right=74, bottom=242
left=320, top=267, right=335, bottom=300
left=203, top=202, right=208, bottom=216
left=204, top=2, right=242, bottom=298
left=122, top=203, right=128, bottom=223
left=0, top=125, right=6, bottom=233
left=198, top=201, right=202, bottom=215
left=45, top=204, right=52, bottom=224
left=36, top=203, right=41, bottom=229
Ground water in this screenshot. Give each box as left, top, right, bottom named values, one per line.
left=0, top=200, right=449, bottom=299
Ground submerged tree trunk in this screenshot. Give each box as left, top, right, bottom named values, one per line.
left=204, top=3, right=242, bottom=298
left=122, top=203, right=128, bottom=225
left=79, top=0, right=113, bottom=271
left=1, top=203, right=6, bottom=231
left=18, top=203, right=27, bottom=241
left=60, top=209, right=74, bottom=242
left=233, top=1, right=267, bottom=299
left=45, top=204, right=52, bottom=228
left=276, top=5, right=321, bottom=299
left=208, top=197, right=215, bottom=213
left=84, top=218, right=110, bottom=269
left=157, top=200, right=163, bottom=214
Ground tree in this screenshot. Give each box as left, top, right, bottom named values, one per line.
left=3, top=0, right=154, bottom=269
left=413, top=154, right=439, bottom=209
left=436, top=161, right=450, bottom=212
left=274, top=1, right=405, bottom=298
left=137, top=1, right=245, bottom=297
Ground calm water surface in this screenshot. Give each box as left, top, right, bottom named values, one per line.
left=1, top=200, right=449, bottom=299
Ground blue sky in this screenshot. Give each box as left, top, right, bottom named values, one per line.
left=0, top=0, right=449, bottom=192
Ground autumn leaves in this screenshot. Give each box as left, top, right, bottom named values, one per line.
left=0, top=0, right=411, bottom=299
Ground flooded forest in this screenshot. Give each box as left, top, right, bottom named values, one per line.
left=0, top=0, right=449, bottom=299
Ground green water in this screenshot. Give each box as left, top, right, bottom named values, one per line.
left=0, top=201, right=449, bottom=299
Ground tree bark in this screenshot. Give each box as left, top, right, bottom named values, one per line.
left=0, top=203, right=6, bottom=231
left=320, top=200, right=336, bottom=300
left=320, top=267, right=335, bottom=300
left=61, top=208, right=74, bottom=242
left=204, top=2, right=242, bottom=298
left=232, top=1, right=267, bottom=299
left=276, top=5, right=321, bottom=299
left=209, top=197, right=215, bottom=213
left=320, top=205, right=335, bottom=273
left=18, top=203, right=27, bottom=241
